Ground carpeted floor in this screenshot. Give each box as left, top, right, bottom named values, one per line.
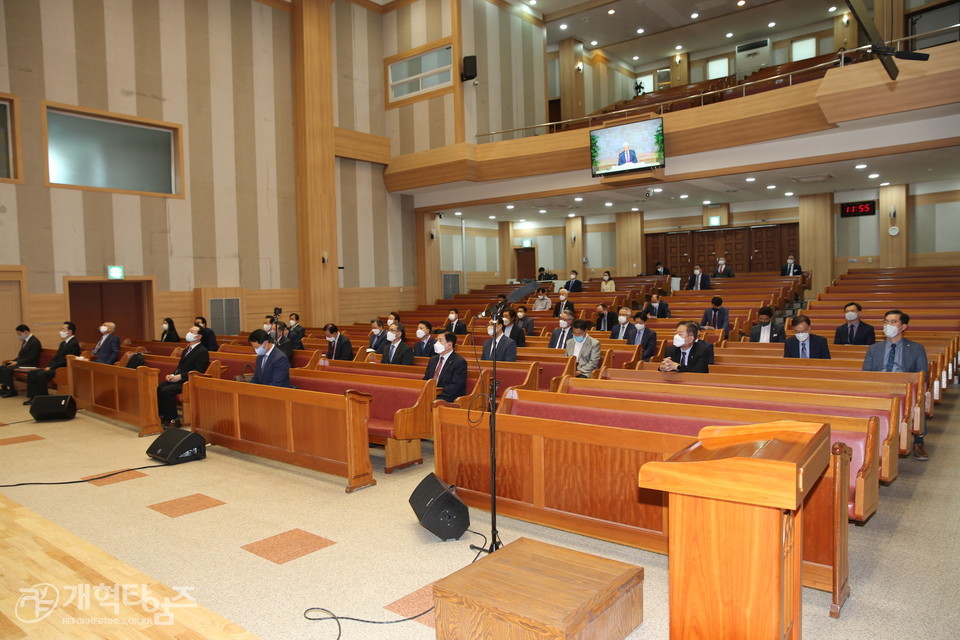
left=1, top=386, right=958, bottom=639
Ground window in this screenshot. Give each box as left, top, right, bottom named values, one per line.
left=791, top=37, right=817, bottom=62
left=706, top=56, right=730, bottom=80
left=388, top=44, right=453, bottom=103
left=44, top=104, right=181, bottom=196
left=0, top=93, right=21, bottom=182
left=656, top=68, right=671, bottom=90
left=635, top=73, right=655, bottom=95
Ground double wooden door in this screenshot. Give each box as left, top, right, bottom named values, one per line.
left=645, top=223, right=799, bottom=278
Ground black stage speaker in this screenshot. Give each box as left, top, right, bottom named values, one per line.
left=29, top=395, right=77, bottom=421
left=409, top=472, right=469, bottom=541
left=146, top=428, right=206, bottom=465
left=461, top=55, right=477, bottom=82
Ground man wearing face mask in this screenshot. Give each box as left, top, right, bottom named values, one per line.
left=500, top=309, right=526, bottom=347
left=643, top=293, right=671, bottom=319
left=595, top=303, right=617, bottom=333
left=686, top=265, right=711, bottom=291
left=156, top=325, right=209, bottom=427
left=834, top=302, right=876, bottom=345
left=565, top=319, right=601, bottom=377
left=784, top=315, right=830, bottom=359
left=482, top=319, right=517, bottom=362
left=482, top=294, right=510, bottom=319
left=412, top=321, right=437, bottom=357
left=611, top=306, right=636, bottom=342
left=367, top=319, right=388, bottom=353
left=443, top=309, right=468, bottom=335
left=194, top=316, right=219, bottom=352
left=323, top=324, right=353, bottom=361
left=248, top=329, right=291, bottom=387
left=630, top=312, right=658, bottom=361
left=23, top=322, right=82, bottom=405
left=89, top=321, right=120, bottom=365
left=424, top=332, right=467, bottom=402
left=288, top=313, right=305, bottom=350
left=781, top=255, right=802, bottom=277
left=264, top=320, right=294, bottom=364
left=714, top=257, right=734, bottom=278
left=516, top=305, right=535, bottom=336
left=750, top=306, right=785, bottom=343
left=532, top=288, right=552, bottom=312
left=700, top=297, right=730, bottom=338
left=553, top=289, right=575, bottom=318
left=550, top=311, right=575, bottom=349
left=862, top=310, right=929, bottom=459
left=1, top=325, right=42, bottom=398
left=564, top=270, right=583, bottom=292
left=653, top=262, right=670, bottom=276
left=659, top=321, right=710, bottom=373
left=380, top=322, right=414, bottom=365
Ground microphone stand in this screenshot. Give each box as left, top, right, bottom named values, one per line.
left=471, top=327, right=503, bottom=556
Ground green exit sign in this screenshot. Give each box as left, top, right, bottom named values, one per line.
left=106, top=265, right=125, bottom=280
left=708, top=216, right=721, bottom=227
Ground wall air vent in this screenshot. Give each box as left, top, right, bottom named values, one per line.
left=789, top=173, right=837, bottom=184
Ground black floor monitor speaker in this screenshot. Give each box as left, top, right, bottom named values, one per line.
left=409, top=472, right=469, bottom=541
left=461, top=55, right=477, bottom=82
left=29, top=395, right=77, bottom=421
left=146, top=428, right=206, bottom=465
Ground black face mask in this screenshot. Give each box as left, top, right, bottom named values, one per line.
left=759, top=321, right=771, bottom=327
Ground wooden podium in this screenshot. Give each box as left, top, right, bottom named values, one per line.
left=638, top=420, right=830, bottom=640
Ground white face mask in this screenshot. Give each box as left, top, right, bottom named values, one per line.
left=537, top=295, right=544, bottom=300
left=372, top=328, right=381, bottom=335
left=718, top=260, right=725, bottom=265
left=386, top=331, right=398, bottom=342
left=503, top=319, right=512, bottom=326
left=517, top=312, right=525, bottom=318
left=693, top=269, right=701, bottom=276
left=786, top=259, right=794, bottom=265
left=162, top=323, right=169, bottom=331
left=289, top=320, right=297, bottom=327
left=559, top=295, right=567, bottom=301
left=487, top=325, right=495, bottom=336
left=883, top=324, right=900, bottom=339
left=635, top=323, right=645, bottom=332
left=434, top=341, right=447, bottom=355
left=416, top=329, right=427, bottom=339
left=326, top=335, right=336, bottom=342
left=845, top=311, right=859, bottom=322
left=673, top=334, right=687, bottom=348
left=254, top=345, right=266, bottom=356
left=795, top=332, right=810, bottom=342
left=603, top=275, right=610, bottom=281
left=448, top=314, right=456, bottom=322
left=618, top=315, right=629, bottom=324
left=185, top=332, right=199, bottom=342
left=59, top=330, right=69, bottom=339
left=263, top=323, right=272, bottom=332
left=569, top=275, right=576, bottom=280
left=17, top=333, right=27, bottom=341
left=559, top=320, right=569, bottom=329
left=99, top=325, right=108, bottom=334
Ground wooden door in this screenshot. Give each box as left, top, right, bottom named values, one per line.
left=665, top=232, right=693, bottom=277
left=645, top=233, right=666, bottom=274
left=514, top=247, right=537, bottom=280
left=722, top=227, right=750, bottom=274
left=68, top=281, right=149, bottom=343
left=693, top=230, right=723, bottom=273
left=780, top=223, right=800, bottom=264
left=749, top=226, right=781, bottom=272
left=0, top=281, right=22, bottom=358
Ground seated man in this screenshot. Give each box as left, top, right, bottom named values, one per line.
left=267, top=320, right=294, bottom=364
left=564, top=270, right=583, bottom=292
left=287, top=313, right=305, bottom=350
left=631, top=312, right=658, bottom=362
left=610, top=306, right=636, bottom=342
left=194, top=316, right=219, bottom=352
left=367, top=319, right=387, bottom=353
left=481, top=319, right=517, bottom=362
left=653, top=261, right=670, bottom=276
left=781, top=255, right=802, bottom=277
left=248, top=329, right=291, bottom=387
left=714, top=257, right=734, bottom=278
left=444, top=309, right=468, bottom=335
left=750, top=306, right=785, bottom=343
left=643, top=293, right=671, bottom=318
left=553, top=289, right=575, bottom=318
left=834, top=302, right=876, bottom=345
left=594, top=303, right=617, bottom=333
left=565, top=319, right=601, bottom=378
left=863, top=310, right=929, bottom=460
left=24, top=321, right=82, bottom=405
left=532, top=288, right=552, bottom=312
left=660, top=321, right=710, bottom=373
left=1, top=324, right=42, bottom=398
left=324, top=324, right=353, bottom=361
left=481, top=294, right=509, bottom=319
left=686, top=265, right=711, bottom=291
left=501, top=308, right=526, bottom=347
left=784, top=315, right=830, bottom=359
left=90, top=322, right=120, bottom=365
left=156, top=325, right=209, bottom=427
left=380, top=322, right=414, bottom=365
left=516, top=306, right=535, bottom=336
left=413, top=321, right=436, bottom=358
left=549, top=311, right=575, bottom=349
left=700, top=297, right=729, bottom=337
left=424, top=332, right=468, bottom=402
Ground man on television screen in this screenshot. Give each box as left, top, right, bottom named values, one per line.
left=617, top=143, right=638, bottom=165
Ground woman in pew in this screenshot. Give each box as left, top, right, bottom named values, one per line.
left=600, top=271, right=616, bottom=292
left=248, top=329, right=292, bottom=388
left=159, top=318, right=180, bottom=342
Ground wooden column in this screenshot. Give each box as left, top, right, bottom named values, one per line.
left=498, top=221, right=516, bottom=280
left=879, top=184, right=908, bottom=268
left=872, top=0, right=905, bottom=42
left=415, top=212, right=442, bottom=305
left=670, top=52, right=689, bottom=87
left=292, top=0, right=338, bottom=323
left=702, top=204, right=730, bottom=228
left=566, top=216, right=584, bottom=277
left=616, top=211, right=644, bottom=277
left=833, top=13, right=858, bottom=52
left=798, top=193, right=835, bottom=298
left=559, top=38, right=585, bottom=121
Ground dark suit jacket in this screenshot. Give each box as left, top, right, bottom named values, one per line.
left=484, top=301, right=509, bottom=318
left=631, top=328, right=658, bottom=361
left=10, top=335, right=42, bottom=367
left=781, top=263, right=803, bottom=276
left=518, top=316, right=535, bottom=336
left=784, top=334, right=831, bottom=359
left=92, top=333, right=120, bottom=365
left=701, top=307, right=729, bottom=332
left=275, top=335, right=294, bottom=364
left=834, top=322, right=876, bottom=345
left=594, top=311, right=618, bottom=333
left=46, top=338, right=82, bottom=370
left=549, top=327, right=572, bottom=349
left=714, top=265, right=735, bottom=278
left=686, top=273, right=711, bottom=290
left=553, top=300, right=575, bottom=318
left=564, top=279, right=583, bottom=292
left=327, top=335, right=353, bottom=361
left=412, top=337, right=437, bottom=358
left=424, top=351, right=467, bottom=402
left=160, top=330, right=180, bottom=343
left=368, top=332, right=388, bottom=352
left=654, top=267, right=671, bottom=276
left=862, top=338, right=928, bottom=374
left=482, top=336, right=517, bottom=362
left=663, top=341, right=710, bottom=373
left=645, top=301, right=671, bottom=318
left=617, top=150, right=638, bottom=165
left=609, top=322, right=636, bottom=342
left=251, top=347, right=292, bottom=387
left=174, top=344, right=210, bottom=381
left=444, top=319, right=468, bottom=335
left=288, top=324, right=305, bottom=350
left=750, top=322, right=786, bottom=343
left=199, top=327, right=219, bottom=352
left=502, top=324, right=526, bottom=347
left=380, top=341, right=414, bottom=365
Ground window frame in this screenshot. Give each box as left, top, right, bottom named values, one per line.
left=383, top=37, right=455, bottom=110
left=790, top=36, right=818, bottom=63
left=705, top=55, right=731, bottom=81
left=41, top=101, right=185, bottom=199
left=0, top=93, right=24, bottom=184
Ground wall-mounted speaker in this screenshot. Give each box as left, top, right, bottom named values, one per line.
left=409, top=472, right=469, bottom=541
left=461, top=55, right=477, bottom=82
left=29, top=395, right=77, bottom=421
left=146, top=428, right=206, bottom=465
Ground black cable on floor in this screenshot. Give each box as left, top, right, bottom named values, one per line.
left=0, top=464, right=168, bottom=488
left=0, top=418, right=38, bottom=426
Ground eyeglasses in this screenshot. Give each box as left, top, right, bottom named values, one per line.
left=882, top=319, right=902, bottom=325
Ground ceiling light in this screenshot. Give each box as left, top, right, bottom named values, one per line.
left=690, top=13, right=699, bottom=19
left=828, top=6, right=837, bottom=12
left=880, top=182, right=890, bottom=186
left=745, top=177, right=756, bottom=182
left=567, top=213, right=575, bottom=218
left=868, top=173, right=880, bottom=179
left=528, top=0, right=536, bottom=4
left=454, top=211, right=462, bottom=216
left=653, top=188, right=663, bottom=193
left=675, top=45, right=683, bottom=50
left=605, top=202, right=614, bottom=207
left=506, top=205, right=515, bottom=209
left=636, top=28, right=645, bottom=34
left=738, top=1, right=746, bottom=6
left=631, top=207, right=639, bottom=211
left=855, top=163, right=867, bottom=169
left=574, top=197, right=583, bottom=202
left=539, top=209, right=547, bottom=213
left=703, top=200, right=712, bottom=205
left=519, top=219, right=526, bottom=222
left=766, top=185, right=776, bottom=189
left=784, top=192, right=794, bottom=196
left=489, top=215, right=496, bottom=219
left=591, top=41, right=598, bottom=46
left=726, top=33, right=734, bottom=38
left=607, top=9, right=615, bottom=15
left=633, top=56, right=639, bottom=60
left=768, top=22, right=776, bottom=28
left=680, top=194, right=689, bottom=199
left=560, top=24, right=567, bottom=30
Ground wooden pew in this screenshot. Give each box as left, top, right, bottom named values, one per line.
left=67, top=356, right=163, bottom=437
left=11, top=348, right=82, bottom=395
left=189, top=376, right=375, bottom=492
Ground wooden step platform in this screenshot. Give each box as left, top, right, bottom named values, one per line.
left=433, top=537, right=644, bottom=640
left=0, top=494, right=259, bottom=640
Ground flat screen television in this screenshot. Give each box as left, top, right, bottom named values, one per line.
left=590, top=118, right=665, bottom=178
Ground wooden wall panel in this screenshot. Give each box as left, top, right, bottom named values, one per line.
left=878, top=184, right=908, bottom=268
left=565, top=216, right=584, bottom=276
left=415, top=212, right=442, bottom=304
left=465, top=271, right=502, bottom=291
left=333, top=127, right=392, bottom=165
left=558, top=37, right=584, bottom=121
left=245, top=288, right=302, bottom=329
left=154, top=290, right=196, bottom=339
left=338, top=286, right=419, bottom=325
left=498, top=222, right=515, bottom=280
left=616, top=211, right=644, bottom=278
left=25, top=293, right=69, bottom=347
left=799, top=193, right=835, bottom=298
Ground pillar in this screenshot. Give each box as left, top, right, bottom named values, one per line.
left=498, top=221, right=515, bottom=280
left=879, top=184, right=908, bottom=267
left=559, top=37, right=585, bottom=121
left=566, top=216, right=584, bottom=277
left=616, top=211, right=644, bottom=277
left=415, top=212, right=442, bottom=304
left=670, top=52, right=689, bottom=87
left=798, top=193, right=835, bottom=298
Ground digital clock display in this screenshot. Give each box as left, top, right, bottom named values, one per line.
left=840, top=201, right=876, bottom=217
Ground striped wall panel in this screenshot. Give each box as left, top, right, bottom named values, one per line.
left=584, top=54, right=635, bottom=115
left=0, top=0, right=295, bottom=294
left=331, top=0, right=385, bottom=136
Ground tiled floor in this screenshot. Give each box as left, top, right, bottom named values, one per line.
left=241, top=528, right=335, bottom=565
left=148, top=493, right=227, bottom=518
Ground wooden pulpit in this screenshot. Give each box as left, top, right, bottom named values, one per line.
left=638, top=420, right=830, bottom=640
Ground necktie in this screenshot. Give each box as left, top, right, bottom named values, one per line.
left=848, top=325, right=855, bottom=344
left=557, top=330, right=566, bottom=348
left=389, top=344, right=396, bottom=363
left=695, top=276, right=700, bottom=290
left=800, top=341, right=808, bottom=359
left=712, top=310, right=718, bottom=327
left=619, top=325, right=625, bottom=339
left=93, top=337, right=104, bottom=354
left=885, top=343, right=897, bottom=372
left=434, top=356, right=445, bottom=379
left=681, top=350, right=688, bottom=366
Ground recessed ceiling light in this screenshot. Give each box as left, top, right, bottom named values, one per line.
left=560, top=24, right=567, bottom=30
left=454, top=211, right=462, bottom=216
left=567, top=213, right=575, bottom=218
left=680, top=194, right=689, bottom=199
left=528, top=0, right=536, bottom=4
left=519, top=219, right=526, bottom=222
left=636, top=28, right=645, bottom=34
left=653, top=188, right=663, bottom=193
left=828, top=6, right=837, bottom=12
left=880, top=182, right=890, bottom=186
left=539, top=209, right=547, bottom=213
left=784, top=192, right=794, bottom=196
left=574, top=197, right=583, bottom=202
left=855, top=163, right=867, bottom=169
left=766, top=185, right=776, bottom=189
left=607, top=9, right=615, bottom=15
left=738, top=1, right=746, bottom=6
left=768, top=22, right=776, bottom=28
left=506, top=205, right=514, bottom=209
left=675, top=45, right=683, bottom=50
left=488, top=215, right=496, bottom=219
left=632, top=56, right=639, bottom=61
left=690, top=13, right=699, bottom=19
left=631, top=207, right=639, bottom=211
left=591, top=41, right=598, bottom=46
left=745, top=177, right=756, bottom=182
left=703, top=200, right=712, bottom=205
left=726, top=32, right=734, bottom=38
left=868, top=173, right=880, bottom=179
left=605, top=202, right=614, bottom=207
